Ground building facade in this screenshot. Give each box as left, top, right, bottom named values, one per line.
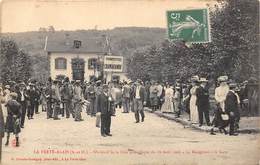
left=45, top=36, right=127, bottom=82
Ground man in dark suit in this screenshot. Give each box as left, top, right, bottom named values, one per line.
left=26, top=83, right=37, bottom=120
left=17, top=83, right=28, bottom=128
left=196, top=78, right=210, bottom=126
left=132, top=79, right=147, bottom=123
left=97, top=84, right=112, bottom=137
left=225, top=83, right=240, bottom=136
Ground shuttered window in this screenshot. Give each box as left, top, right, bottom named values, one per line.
left=55, top=58, right=67, bottom=69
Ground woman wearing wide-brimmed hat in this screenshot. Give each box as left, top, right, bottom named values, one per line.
left=189, top=76, right=200, bottom=124
left=161, top=83, right=174, bottom=113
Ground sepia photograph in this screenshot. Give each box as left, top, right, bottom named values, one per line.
left=0, top=0, right=259, bottom=164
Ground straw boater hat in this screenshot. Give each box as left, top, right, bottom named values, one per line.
left=75, top=80, right=81, bottom=84
left=5, top=85, right=10, bottom=89
left=217, top=76, right=228, bottom=82
left=175, top=86, right=181, bottom=89
left=228, top=81, right=237, bottom=88
left=19, top=82, right=26, bottom=87
left=29, top=83, right=35, bottom=86
left=96, top=80, right=102, bottom=84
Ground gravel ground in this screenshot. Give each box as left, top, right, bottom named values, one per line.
left=1, top=106, right=260, bottom=165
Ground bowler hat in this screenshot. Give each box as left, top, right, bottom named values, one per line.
left=199, top=78, right=208, bottom=82
left=191, top=75, right=199, bottom=82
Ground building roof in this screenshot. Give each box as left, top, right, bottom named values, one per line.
left=45, top=35, right=105, bottom=54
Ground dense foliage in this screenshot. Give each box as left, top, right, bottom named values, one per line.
left=127, top=0, right=259, bottom=83
left=0, top=38, right=32, bottom=84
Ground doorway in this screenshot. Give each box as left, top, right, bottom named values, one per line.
left=71, top=58, right=85, bottom=81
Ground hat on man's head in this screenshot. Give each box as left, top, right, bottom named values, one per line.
left=191, top=75, right=199, bottom=82
left=29, top=83, right=35, bottom=86
left=199, top=78, right=208, bottom=83
left=136, top=79, right=142, bottom=83
left=64, top=77, right=70, bottom=82
left=75, top=80, right=81, bottom=84
left=217, top=76, right=228, bottom=82
left=229, top=82, right=237, bottom=89
left=5, top=85, right=10, bottom=89
left=53, top=79, right=62, bottom=84
left=175, top=86, right=181, bottom=89
left=96, top=80, right=102, bottom=84
left=103, top=84, right=109, bottom=89
left=19, top=82, right=26, bottom=87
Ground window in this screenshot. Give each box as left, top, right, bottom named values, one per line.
left=88, top=58, right=97, bottom=69
left=74, top=40, right=81, bottom=49
left=55, top=58, right=67, bottom=69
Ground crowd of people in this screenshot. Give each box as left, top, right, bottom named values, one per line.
left=129, top=75, right=251, bottom=136
left=140, top=75, right=248, bottom=136
left=0, top=74, right=257, bottom=146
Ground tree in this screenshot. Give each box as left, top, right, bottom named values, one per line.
left=16, top=50, right=32, bottom=82
left=0, top=38, right=32, bottom=84
left=204, top=0, right=259, bottom=81
left=127, top=0, right=259, bottom=82
left=0, top=38, right=19, bottom=83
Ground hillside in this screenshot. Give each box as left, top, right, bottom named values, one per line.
left=2, top=27, right=166, bottom=81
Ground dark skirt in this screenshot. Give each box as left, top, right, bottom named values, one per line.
left=211, top=106, right=229, bottom=128
left=5, top=115, right=21, bottom=134
left=150, top=97, right=159, bottom=107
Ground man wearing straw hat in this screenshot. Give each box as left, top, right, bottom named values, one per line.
left=132, top=79, right=146, bottom=123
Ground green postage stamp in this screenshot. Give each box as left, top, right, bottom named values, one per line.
left=167, top=8, right=211, bottom=43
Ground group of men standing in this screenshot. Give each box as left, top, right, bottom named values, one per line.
left=0, top=74, right=247, bottom=149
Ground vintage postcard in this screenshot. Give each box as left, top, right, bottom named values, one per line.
left=0, top=0, right=259, bottom=165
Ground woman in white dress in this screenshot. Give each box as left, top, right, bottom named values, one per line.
left=161, top=84, right=174, bottom=113
left=189, top=79, right=200, bottom=124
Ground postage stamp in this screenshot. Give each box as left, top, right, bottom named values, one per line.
left=167, top=8, right=211, bottom=43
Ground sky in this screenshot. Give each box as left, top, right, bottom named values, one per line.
left=0, top=0, right=216, bottom=33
